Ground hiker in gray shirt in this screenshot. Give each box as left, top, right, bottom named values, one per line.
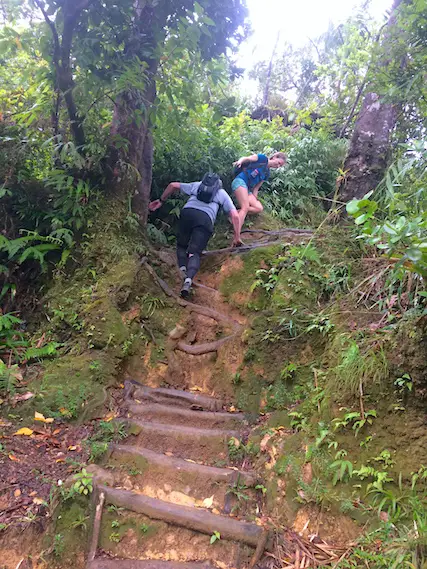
left=148, top=173, right=240, bottom=298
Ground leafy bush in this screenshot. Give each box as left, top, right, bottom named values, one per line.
left=263, top=130, right=347, bottom=221
left=346, top=140, right=427, bottom=278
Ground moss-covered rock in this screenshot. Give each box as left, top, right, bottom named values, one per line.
left=84, top=297, right=129, bottom=350
left=26, top=351, right=117, bottom=420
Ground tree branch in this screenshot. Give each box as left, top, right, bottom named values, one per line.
left=33, top=0, right=60, bottom=64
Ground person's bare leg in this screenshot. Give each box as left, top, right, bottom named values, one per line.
left=234, top=186, right=250, bottom=241
left=247, top=194, right=264, bottom=215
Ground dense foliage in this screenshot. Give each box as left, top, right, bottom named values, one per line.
left=0, top=0, right=426, bottom=337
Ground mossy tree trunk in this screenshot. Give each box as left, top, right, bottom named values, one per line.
left=339, top=0, right=404, bottom=202
left=106, top=1, right=162, bottom=226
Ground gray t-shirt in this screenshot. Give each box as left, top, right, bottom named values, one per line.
left=180, top=182, right=236, bottom=225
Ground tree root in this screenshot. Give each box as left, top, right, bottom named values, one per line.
left=141, top=258, right=241, bottom=329
left=203, top=239, right=285, bottom=256
left=176, top=334, right=235, bottom=355
left=249, top=530, right=269, bottom=569
left=241, top=228, right=313, bottom=236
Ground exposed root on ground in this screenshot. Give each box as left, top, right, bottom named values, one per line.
left=203, top=239, right=285, bottom=256
left=176, top=335, right=236, bottom=355
left=241, top=228, right=313, bottom=236
left=142, top=257, right=241, bottom=330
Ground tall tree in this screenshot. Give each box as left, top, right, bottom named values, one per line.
left=103, top=0, right=248, bottom=223
left=2, top=0, right=248, bottom=224
left=338, top=0, right=404, bottom=202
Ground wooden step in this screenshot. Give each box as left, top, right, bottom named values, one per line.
left=89, top=561, right=215, bottom=569
left=125, top=420, right=238, bottom=463
left=110, top=444, right=257, bottom=486
left=126, top=383, right=224, bottom=412
left=125, top=402, right=245, bottom=429
left=98, top=485, right=266, bottom=547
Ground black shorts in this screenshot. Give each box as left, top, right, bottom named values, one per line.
left=177, top=208, right=213, bottom=255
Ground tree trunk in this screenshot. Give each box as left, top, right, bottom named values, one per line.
left=262, top=32, right=280, bottom=108
left=338, top=0, right=403, bottom=202
left=34, top=0, right=89, bottom=150
left=106, top=1, right=161, bottom=225
left=339, top=92, right=397, bottom=201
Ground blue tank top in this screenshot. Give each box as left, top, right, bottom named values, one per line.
left=236, top=154, right=270, bottom=190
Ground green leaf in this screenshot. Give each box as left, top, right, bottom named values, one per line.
left=346, top=200, right=360, bottom=215
left=355, top=213, right=369, bottom=225
left=406, top=247, right=422, bottom=261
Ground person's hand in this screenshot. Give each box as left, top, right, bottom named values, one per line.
left=233, top=158, right=244, bottom=169
left=148, top=199, right=162, bottom=212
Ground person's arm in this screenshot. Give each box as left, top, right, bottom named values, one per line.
left=148, top=182, right=181, bottom=211
left=233, top=153, right=259, bottom=169
left=251, top=182, right=263, bottom=199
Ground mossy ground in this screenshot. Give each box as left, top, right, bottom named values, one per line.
left=210, top=225, right=427, bottom=543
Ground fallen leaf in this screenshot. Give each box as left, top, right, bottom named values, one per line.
left=14, top=488, right=21, bottom=498
left=34, top=411, right=54, bottom=424
left=228, top=405, right=236, bottom=412
left=202, top=495, right=214, bottom=509
left=68, top=445, right=77, bottom=451
left=189, top=385, right=203, bottom=392
left=9, top=453, right=20, bottom=462
left=164, top=451, right=174, bottom=457
left=56, top=458, right=65, bottom=463
left=33, top=497, right=45, bottom=505
left=0, top=419, right=12, bottom=427
left=184, top=459, right=197, bottom=464
left=231, top=437, right=240, bottom=448
left=11, top=392, right=34, bottom=404
left=29, top=491, right=37, bottom=497
left=260, top=433, right=272, bottom=452
left=14, top=427, right=34, bottom=436
left=212, top=508, right=220, bottom=515
left=119, top=383, right=124, bottom=389
left=103, top=411, right=117, bottom=422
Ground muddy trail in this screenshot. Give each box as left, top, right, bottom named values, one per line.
left=85, top=229, right=320, bottom=569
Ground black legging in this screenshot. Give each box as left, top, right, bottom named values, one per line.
left=177, top=208, right=213, bottom=279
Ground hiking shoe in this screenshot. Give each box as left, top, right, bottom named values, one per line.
left=179, top=266, right=187, bottom=279
left=180, top=278, right=192, bottom=299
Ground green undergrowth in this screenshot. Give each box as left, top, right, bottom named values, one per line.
left=218, top=225, right=427, bottom=555
left=3, top=198, right=183, bottom=422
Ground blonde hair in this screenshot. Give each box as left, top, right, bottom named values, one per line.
left=270, top=152, right=287, bottom=162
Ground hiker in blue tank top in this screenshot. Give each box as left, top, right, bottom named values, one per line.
left=231, top=152, right=286, bottom=246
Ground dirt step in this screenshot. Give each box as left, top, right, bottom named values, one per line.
left=110, top=445, right=257, bottom=487
left=108, top=445, right=258, bottom=513
left=98, top=485, right=266, bottom=547
left=126, top=382, right=224, bottom=412
left=89, top=561, right=215, bottom=569
left=124, top=420, right=237, bottom=463
left=98, top=507, right=253, bottom=567
left=125, top=402, right=246, bottom=429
